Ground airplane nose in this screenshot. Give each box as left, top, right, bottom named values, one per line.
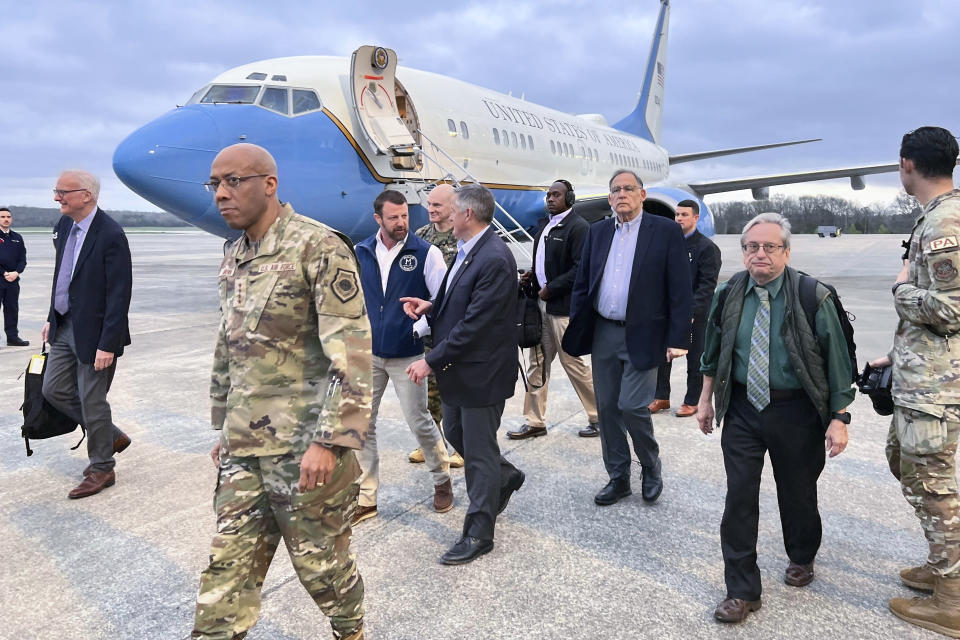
left=113, top=106, right=230, bottom=235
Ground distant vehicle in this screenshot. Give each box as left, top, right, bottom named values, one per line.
left=112, top=0, right=896, bottom=243
left=818, top=225, right=842, bottom=238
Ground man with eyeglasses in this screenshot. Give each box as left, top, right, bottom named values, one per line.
left=562, top=169, right=693, bottom=507
left=41, top=171, right=133, bottom=499
left=697, top=212, right=853, bottom=624
left=192, top=143, right=371, bottom=640
left=0, top=207, right=30, bottom=346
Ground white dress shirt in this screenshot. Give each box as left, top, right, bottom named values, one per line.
left=534, top=208, right=570, bottom=286
left=445, top=225, right=489, bottom=293
left=595, top=213, right=643, bottom=321
left=375, top=231, right=447, bottom=297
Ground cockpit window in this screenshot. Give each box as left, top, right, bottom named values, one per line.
left=260, top=87, right=289, bottom=114
left=200, top=85, right=260, bottom=104
left=292, top=89, right=322, bottom=114
left=246, top=72, right=267, bottom=80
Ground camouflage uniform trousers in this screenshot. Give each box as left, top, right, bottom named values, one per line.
left=424, top=343, right=443, bottom=429
left=193, top=447, right=364, bottom=639
left=886, top=405, right=960, bottom=577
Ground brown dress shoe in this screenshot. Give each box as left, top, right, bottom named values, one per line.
left=674, top=404, right=697, bottom=417
left=68, top=471, right=115, bottom=499
left=113, top=433, right=132, bottom=454
left=434, top=479, right=454, bottom=513
left=647, top=399, right=670, bottom=414
left=714, top=597, right=762, bottom=623
left=785, top=561, right=815, bottom=587
left=506, top=424, right=547, bottom=440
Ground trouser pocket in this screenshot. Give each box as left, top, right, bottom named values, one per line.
left=895, top=406, right=947, bottom=455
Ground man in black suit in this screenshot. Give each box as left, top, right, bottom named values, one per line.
left=650, top=199, right=721, bottom=418
left=42, top=170, right=133, bottom=499
left=562, top=169, right=692, bottom=506
left=403, top=184, right=525, bottom=565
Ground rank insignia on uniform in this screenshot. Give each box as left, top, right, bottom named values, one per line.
left=934, top=258, right=958, bottom=282
left=928, top=235, right=959, bottom=253
left=332, top=267, right=359, bottom=303
left=399, top=255, right=418, bottom=272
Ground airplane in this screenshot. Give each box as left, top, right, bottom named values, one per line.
left=112, top=0, right=897, bottom=246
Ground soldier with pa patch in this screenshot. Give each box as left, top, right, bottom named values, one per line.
left=192, top=143, right=372, bottom=640
left=870, top=126, right=960, bottom=637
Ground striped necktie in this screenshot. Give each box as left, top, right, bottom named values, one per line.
left=746, top=286, right=771, bottom=411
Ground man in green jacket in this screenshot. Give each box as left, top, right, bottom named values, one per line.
left=697, top=212, right=853, bottom=624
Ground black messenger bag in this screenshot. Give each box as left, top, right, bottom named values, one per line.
left=20, top=347, right=84, bottom=456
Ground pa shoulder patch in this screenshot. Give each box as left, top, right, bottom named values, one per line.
left=332, top=267, right=359, bottom=303
left=928, top=235, right=959, bottom=253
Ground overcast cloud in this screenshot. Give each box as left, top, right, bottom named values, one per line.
left=1, top=0, right=956, bottom=212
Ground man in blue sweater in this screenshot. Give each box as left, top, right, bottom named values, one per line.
left=354, top=190, right=452, bottom=525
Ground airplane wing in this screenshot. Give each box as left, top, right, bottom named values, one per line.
left=687, top=163, right=898, bottom=197
left=668, top=139, right=821, bottom=165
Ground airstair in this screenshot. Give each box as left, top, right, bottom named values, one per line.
left=349, top=45, right=535, bottom=262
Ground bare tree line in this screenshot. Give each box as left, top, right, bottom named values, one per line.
left=710, top=192, right=922, bottom=235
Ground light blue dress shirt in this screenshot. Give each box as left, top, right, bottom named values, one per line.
left=445, top=225, right=489, bottom=293
left=596, top=213, right=643, bottom=321
left=71, top=208, right=97, bottom=272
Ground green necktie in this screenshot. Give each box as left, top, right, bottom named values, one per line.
left=746, top=287, right=770, bottom=411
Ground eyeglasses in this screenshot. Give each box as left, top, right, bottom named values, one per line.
left=742, top=242, right=785, bottom=255
left=203, top=174, right=269, bottom=192
left=610, top=185, right=642, bottom=194
left=53, top=188, right=89, bottom=198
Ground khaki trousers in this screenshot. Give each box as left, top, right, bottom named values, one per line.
left=522, top=307, right=598, bottom=428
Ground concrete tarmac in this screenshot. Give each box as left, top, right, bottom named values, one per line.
left=0, top=229, right=946, bottom=639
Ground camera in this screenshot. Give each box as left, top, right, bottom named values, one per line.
left=857, top=363, right=894, bottom=416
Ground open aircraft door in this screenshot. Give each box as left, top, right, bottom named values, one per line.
left=350, top=46, right=419, bottom=169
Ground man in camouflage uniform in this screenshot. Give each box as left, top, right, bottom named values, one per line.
left=192, top=143, right=372, bottom=640
left=872, top=126, right=960, bottom=637
left=408, top=183, right=463, bottom=468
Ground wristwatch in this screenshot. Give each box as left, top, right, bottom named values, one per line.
left=831, top=411, right=851, bottom=425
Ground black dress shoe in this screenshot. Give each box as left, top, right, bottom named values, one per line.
left=497, top=469, right=525, bottom=515
left=641, top=465, right=663, bottom=503
left=7, top=337, right=29, bottom=346
left=440, top=536, right=494, bottom=565
left=578, top=423, right=600, bottom=438
left=594, top=478, right=631, bottom=506
left=506, top=424, right=547, bottom=440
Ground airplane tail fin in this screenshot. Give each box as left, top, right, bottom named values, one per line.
left=613, top=0, right=670, bottom=145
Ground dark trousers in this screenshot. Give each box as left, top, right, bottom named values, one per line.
left=591, top=318, right=661, bottom=481
left=720, top=385, right=826, bottom=601
left=655, top=313, right=706, bottom=406
left=0, top=280, right=20, bottom=340
left=42, top=315, right=127, bottom=473
left=442, top=400, right=518, bottom=541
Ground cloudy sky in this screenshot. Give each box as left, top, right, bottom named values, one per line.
left=2, top=0, right=956, bottom=212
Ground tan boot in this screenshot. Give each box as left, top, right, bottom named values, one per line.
left=449, top=451, right=464, bottom=468
left=890, top=575, right=960, bottom=638
left=408, top=447, right=425, bottom=463
left=901, top=564, right=937, bottom=592
left=338, top=625, right=364, bottom=640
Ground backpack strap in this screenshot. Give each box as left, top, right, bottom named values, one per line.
left=713, top=271, right=749, bottom=327
left=798, top=273, right=833, bottom=335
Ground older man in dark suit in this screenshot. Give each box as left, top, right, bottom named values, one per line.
left=403, top=184, right=525, bottom=565
left=563, top=169, right=692, bottom=506
left=42, top=170, right=133, bottom=499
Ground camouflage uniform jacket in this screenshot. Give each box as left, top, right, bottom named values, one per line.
left=892, top=189, right=960, bottom=412
left=212, top=203, right=373, bottom=457
left=416, top=223, right=458, bottom=267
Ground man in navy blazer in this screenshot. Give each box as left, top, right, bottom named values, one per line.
left=403, top=184, right=525, bottom=565
left=562, top=169, right=693, bottom=506
left=42, top=170, right=133, bottom=499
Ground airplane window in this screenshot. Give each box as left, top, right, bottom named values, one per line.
left=271, top=75, right=287, bottom=82
left=292, top=89, right=321, bottom=114
left=550, top=140, right=555, bottom=154
left=528, top=135, right=534, bottom=151
left=493, top=129, right=500, bottom=145
left=186, top=86, right=207, bottom=105
left=201, top=85, right=260, bottom=104
left=580, top=145, right=586, bottom=158
left=246, top=73, right=267, bottom=81
left=520, top=135, right=526, bottom=150
left=260, top=87, right=288, bottom=114
left=511, top=132, right=518, bottom=148
left=447, top=119, right=457, bottom=135
left=501, top=129, right=508, bottom=145
left=460, top=121, right=469, bottom=139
